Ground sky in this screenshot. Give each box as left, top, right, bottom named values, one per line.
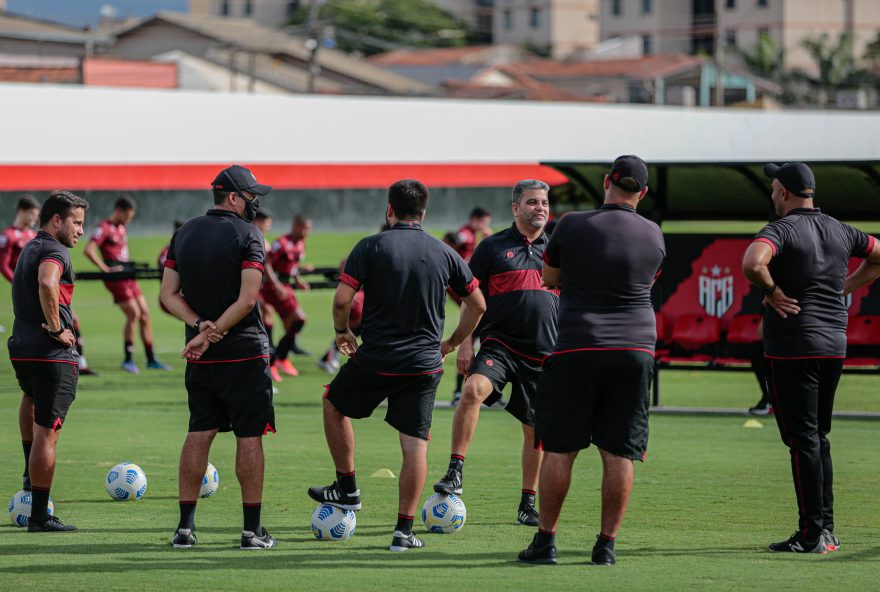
left=7, top=0, right=188, bottom=28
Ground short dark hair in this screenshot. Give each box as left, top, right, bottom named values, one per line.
left=40, top=191, right=89, bottom=226
left=114, top=195, right=136, bottom=211
left=255, top=209, right=272, bottom=221
left=469, top=207, right=490, bottom=219
left=212, top=190, right=229, bottom=205
left=293, top=214, right=311, bottom=226
left=388, top=179, right=429, bottom=220
left=17, top=195, right=40, bottom=211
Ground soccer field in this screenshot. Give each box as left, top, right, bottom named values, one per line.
left=1, top=233, right=878, bottom=591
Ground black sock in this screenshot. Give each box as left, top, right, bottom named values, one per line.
left=22, top=440, right=32, bottom=477
left=243, top=503, right=261, bottom=533
left=455, top=373, right=464, bottom=392
left=597, top=533, right=616, bottom=549
left=449, top=454, right=464, bottom=472
left=395, top=514, right=414, bottom=535
left=275, top=334, right=293, bottom=360
left=31, top=486, right=50, bottom=523
left=178, top=501, right=196, bottom=530
left=337, top=471, right=357, bottom=493
left=124, top=341, right=134, bottom=363
left=266, top=323, right=274, bottom=345
left=144, top=342, right=156, bottom=364
left=74, top=326, right=83, bottom=356
left=536, top=528, right=556, bottom=546
left=520, top=488, right=536, bottom=508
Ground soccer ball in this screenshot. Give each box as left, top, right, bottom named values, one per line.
left=422, top=493, right=466, bottom=534
left=311, top=503, right=356, bottom=541
left=199, top=462, right=220, bottom=498
left=106, top=462, right=147, bottom=501
left=8, top=490, right=54, bottom=527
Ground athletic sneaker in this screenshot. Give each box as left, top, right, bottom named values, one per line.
left=240, top=527, right=277, bottom=550
left=451, top=391, right=461, bottom=406
left=147, top=360, right=173, bottom=371
left=274, top=359, right=299, bottom=377
left=269, top=364, right=283, bottom=382
left=822, top=529, right=840, bottom=551
left=591, top=536, right=616, bottom=566
left=390, top=530, right=425, bottom=552
left=517, top=504, right=539, bottom=526
left=171, top=528, right=197, bottom=548
left=22, top=474, right=31, bottom=492
left=307, top=481, right=361, bottom=511
left=517, top=533, right=558, bottom=565
left=316, top=358, right=339, bottom=374
left=768, top=532, right=827, bottom=553
left=749, top=401, right=773, bottom=416
left=120, top=360, right=140, bottom=374
left=28, top=515, right=77, bottom=532
left=433, top=468, right=463, bottom=495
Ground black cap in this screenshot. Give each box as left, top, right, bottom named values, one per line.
left=763, top=162, right=815, bottom=197
left=211, top=164, right=272, bottom=197
left=609, top=155, right=649, bottom=192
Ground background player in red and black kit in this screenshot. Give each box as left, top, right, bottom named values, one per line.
left=518, top=156, right=665, bottom=566
left=742, top=162, right=880, bottom=554
left=265, top=214, right=314, bottom=378
left=85, top=196, right=170, bottom=373
left=252, top=210, right=286, bottom=382
left=8, top=190, right=89, bottom=532
left=308, top=179, right=486, bottom=552
left=160, top=164, right=277, bottom=550
left=434, top=180, right=558, bottom=527
left=443, top=206, right=492, bottom=403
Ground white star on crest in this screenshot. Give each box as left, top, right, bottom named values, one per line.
left=711, top=265, right=722, bottom=277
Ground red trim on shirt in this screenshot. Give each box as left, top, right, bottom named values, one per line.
left=40, top=258, right=63, bottom=273
left=764, top=354, right=846, bottom=360
left=163, top=259, right=177, bottom=269
left=339, top=273, right=360, bottom=290
left=863, top=235, right=876, bottom=257
left=487, top=269, right=545, bottom=296
left=376, top=368, right=443, bottom=377
left=480, top=337, right=546, bottom=363
left=10, top=358, right=79, bottom=365
left=186, top=354, right=270, bottom=364
left=242, top=261, right=265, bottom=272
left=551, top=347, right=656, bottom=358
left=58, top=282, right=74, bottom=305
left=464, top=277, right=479, bottom=295
left=752, top=238, right=778, bottom=256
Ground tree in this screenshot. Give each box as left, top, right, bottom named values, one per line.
left=801, top=33, right=865, bottom=87
left=287, top=0, right=472, bottom=56
left=736, top=31, right=784, bottom=80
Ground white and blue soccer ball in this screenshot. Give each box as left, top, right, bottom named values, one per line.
left=422, top=493, right=466, bottom=534
left=199, top=462, right=220, bottom=498
left=311, top=503, right=357, bottom=541
left=106, top=462, right=147, bottom=501
left=8, top=490, right=54, bottom=527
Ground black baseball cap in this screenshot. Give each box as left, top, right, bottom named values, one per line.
left=763, top=162, right=815, bottom=197
left=211, top=164, right=272, bottom=197
left=609, top=155, right=649, bottom=192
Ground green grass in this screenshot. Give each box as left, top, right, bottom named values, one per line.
left=0, top=233, right=879, bottom=591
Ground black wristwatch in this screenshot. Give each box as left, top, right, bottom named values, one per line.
left=763, top=283, right=778, bottom=297
left=334, top=326, right=348, bottom=334
left=46, top=326, right=64, bottom=337
left=192, top=318, right=203, bottom=331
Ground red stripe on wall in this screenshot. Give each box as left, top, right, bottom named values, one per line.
left=0, top=163, right=570, bottom=191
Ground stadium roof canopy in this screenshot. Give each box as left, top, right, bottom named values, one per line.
left=1, top=84, right=878, bottom=220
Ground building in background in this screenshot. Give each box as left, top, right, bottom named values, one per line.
left=189, top=0, right=302, bottom=28
left=492, top=0, right=600, bottom=59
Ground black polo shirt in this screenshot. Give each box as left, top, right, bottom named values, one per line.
left=470, top=223, right=558, bottom=359
left=339, top=221, right=477, bottom=374
left=544, top=205, right=665, bottom=354
left=164, top=209, right=270, bottom=362
left=7, top=231, right=78, bottom=362
left=754, top=208, right=874, bottom=358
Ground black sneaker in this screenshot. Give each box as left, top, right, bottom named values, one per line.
left=240, top=526, right=277, bottom=550
left=307, top=481, right=361, bottom=511
left=28, top=515, right=77, bottom=532
left=390, top=530, right=425, bottom=552
left=517, top=504, right=539, bottom=526
left=591, top=536, right=616, bottom=566
left=749, top=401, right=773, bottom=416
left=822, top=529, right=840, bottom=552
left=22, top=474, right=31, bottom=492
left=768, top=532, right=826, bottom=553
left=171, top=528, right=196, bottom=548
left=517, top=533, right=557, bottom=565
left=433, top=468, right=463, bottom=495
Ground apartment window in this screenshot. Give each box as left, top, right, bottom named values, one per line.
left=503, top=9, right=512, bottom=29
left=220, top=0, right=229, bottom=16
left=725, top=29, right=736, bottom=46
left=244, top=0, right=252, bottom=16
left=612, top=0, right=622, bottom=17
left=642, top=34, right=652, bottom=55
left=643, top=0, right=652, bottom=14
left=726, top=0, right=735, bottom=7
left=530, top=7, right=541, bottom=28
left=757, top=0, right=768, bottom=6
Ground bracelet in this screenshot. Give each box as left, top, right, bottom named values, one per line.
left=334, top=326, right=348, bottom=334
left=47, top=326, right=64, bottom=337
left=762, top=283, right=778, bottom=296
left=192, top=318, right=203, bottom=331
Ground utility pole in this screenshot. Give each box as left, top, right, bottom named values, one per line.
left=713, top=0, right=724, bottom=107
left=305, top=0, right=325, bottom=94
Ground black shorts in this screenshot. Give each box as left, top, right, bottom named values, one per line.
left=324, top=355, right=443, bottom=440
left=12, top=360, right=78, bottom=430
left=535, top=349, right=653, bottom=459
left=184, top=356, right=275, bottom=438
left=468, top=339, right=543, bottom=426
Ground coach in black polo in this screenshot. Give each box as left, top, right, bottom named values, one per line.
left=8, top=191, right=88, bottom=532
left=160, top=164, right=277, bottom=550
left=433, top=179, right=558, bottom=527
left=518, top=155, right=665, bottom=566
left=743, top=162, right=879, bottom=554
left=308, top=179, right=486, bottom=552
